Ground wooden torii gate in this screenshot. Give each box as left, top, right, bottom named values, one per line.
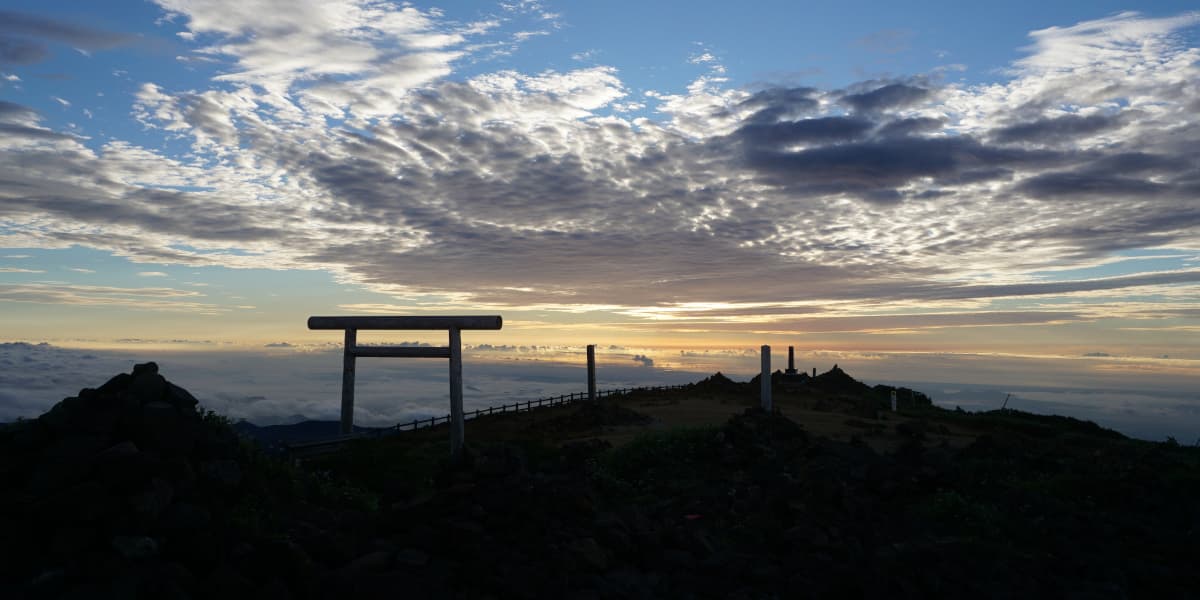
left=307, top=315, right=503, bottom=457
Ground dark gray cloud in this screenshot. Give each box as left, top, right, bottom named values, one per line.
left=0, top=122, right=74, bottom=141
left=734, top=116, right=873, bottom=147
left=0, top=10, right=135, bottom=49
left=740, top=135, right=1058, bottom=194
left=0, top=36, right=47, bottom=64
left=877, top=116, right=944, bottom=138
left=1016, top=171, right=1170, bottom=199
left=0, top=10, right=135, bottom=66
left=991, top=112, right=1126, bottom=144
left=841, top=82, right=931, bottom=113
left=1082, top=152, right=1191, bottom=177
left=899, top=270, right=1200, bottom=303
left=632, top=354, right=654, bottom=367
left=0, top=100, right=39, bottom=122
left=737, top=87, right=819, bottom=122
left=658, top=310, right=1085, bottom=334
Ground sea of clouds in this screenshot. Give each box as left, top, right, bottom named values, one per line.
left=1, top=342, right=1196, bottom=442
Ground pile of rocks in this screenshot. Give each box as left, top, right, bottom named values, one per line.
left=0, top=363, right=269, bottom=597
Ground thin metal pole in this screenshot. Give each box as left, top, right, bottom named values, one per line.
left=587, top=344, right=597, bottom=402
left=340, top=328, right=357, bottom=435
left=449, top=327, right=464, bottom=458
left=760, top=345, right=772, bottom=411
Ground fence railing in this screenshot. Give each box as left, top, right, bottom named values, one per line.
left=389, top=384, right=690, bottom=433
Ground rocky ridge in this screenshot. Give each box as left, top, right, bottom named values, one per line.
left=2, top=364, right=1198, bottom=598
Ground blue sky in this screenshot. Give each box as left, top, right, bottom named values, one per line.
left=1, top=1, right=1198, bottom=435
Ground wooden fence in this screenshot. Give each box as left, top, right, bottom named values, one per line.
left=388, top=384, right=690, bottom=433
left=286, top=384, right=690, bottom=461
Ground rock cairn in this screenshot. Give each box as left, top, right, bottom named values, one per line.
left=0, top=363, right=253, bottom=598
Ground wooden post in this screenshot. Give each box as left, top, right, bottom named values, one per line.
left=760, top=345, right=772, bottom=411
left=587, top=344, right=596, bottom=402
left=340, top=328, right=357, bottom=435
left=449, top=327, right=464, bottom=459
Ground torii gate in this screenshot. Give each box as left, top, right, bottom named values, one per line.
left=307, top=315, right=503, bottom=457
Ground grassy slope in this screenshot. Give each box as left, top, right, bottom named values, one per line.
left=302, top=384, right=1200, bottom=596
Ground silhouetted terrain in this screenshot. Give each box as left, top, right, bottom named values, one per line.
left=231, top=420, right=386, bottom=447
left=2, top=363, right=1197, bottom=598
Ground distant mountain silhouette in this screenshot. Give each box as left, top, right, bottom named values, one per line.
left=692, top=371, right=742, bottom=391
left=810, top=363, right=873, bottom=395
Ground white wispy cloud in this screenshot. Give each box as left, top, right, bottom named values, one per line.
left=0, top=282, right=223, bottom=313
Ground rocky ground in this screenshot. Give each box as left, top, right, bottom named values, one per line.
left=2, top=364, right=1198, bottom=598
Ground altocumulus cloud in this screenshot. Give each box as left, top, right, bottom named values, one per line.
left=0, top=5, right=1198, bottom=327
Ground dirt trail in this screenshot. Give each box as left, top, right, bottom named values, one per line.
left=596, top=392, right=977, bottom=452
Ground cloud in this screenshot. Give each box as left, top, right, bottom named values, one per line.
left=0, top=8, right=1198, bottom=337
left=990, top=112, right=1127, bottom=144
left=840, top=82, right=932, bottom=113
left=631, top=354, right=654, bottom=367
left=0, top=36, right=47, bottom=65
left=0, top=10, right=136, bottom=65
left=137, top=271, right=168, bottom=277
left=2, top=343, right=1191, bottom=439
left=0, top=100, right=76, bottom=144
left=150, top=0, right=496, bottom=107
left=264, top=342, right=294, bottom=348
left=0, top=283, right=223, bottom=313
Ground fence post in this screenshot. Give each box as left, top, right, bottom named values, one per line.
left=761, top=345, right=772, bottom=411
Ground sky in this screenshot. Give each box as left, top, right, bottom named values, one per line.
left=1, top=2, right=1198, bottom=438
